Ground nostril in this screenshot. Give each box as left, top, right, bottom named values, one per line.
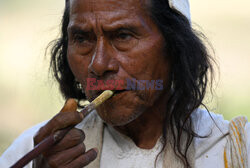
left=88, top=43, right=119, bottom=77
left=88, top=61, right=119, bottom=77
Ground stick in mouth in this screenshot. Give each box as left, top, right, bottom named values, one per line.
left=92, top=90, right=114, bottom=107
left=81, top=90, right=114, bottom=118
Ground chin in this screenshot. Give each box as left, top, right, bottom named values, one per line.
left=96, top=95, right=147, bottom=126
left=91, top=89, right=159, bottom=126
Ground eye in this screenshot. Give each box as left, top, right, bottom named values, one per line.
left=73, top=34, right=87, bottom=44
left=68, top=32, right=95, bottom=55
left=116, top=32, right=132, bottom=41
left=112, top=30, right=138, bottom=51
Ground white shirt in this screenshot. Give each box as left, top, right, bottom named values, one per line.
left=0, top=109, right=249, bottom=168
left=101, top=125, right=164, bottom=168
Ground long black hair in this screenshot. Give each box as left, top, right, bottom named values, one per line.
left=49, top=0, right=214, bottom=167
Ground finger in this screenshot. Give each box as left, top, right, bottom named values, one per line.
left=34, top=111, right=83, bottom=144
left=66, top=148, right=98, bottom=168
left=44, top=128, right=85, bottom=156
left=61, top=99, right=78, bottom=113
left=46, top=143, right=86, bottom=167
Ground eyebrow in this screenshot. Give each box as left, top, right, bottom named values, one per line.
left=68, top=24, right=140, bottom=36
left=104, top=25, right=140, bottom=34
left=102, top=19, right=143, bottom=33
left=68, top=24, right=92, bottom=34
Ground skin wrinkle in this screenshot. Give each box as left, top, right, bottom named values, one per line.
left=67, top=0, right=171, bottom=149
left=45, top=0, right=215, bottom=166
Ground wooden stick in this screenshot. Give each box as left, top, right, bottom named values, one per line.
left=11, top=90, right=114, bottom=168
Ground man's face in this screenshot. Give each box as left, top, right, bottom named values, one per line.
left=67, top=0, right=171, bottom=126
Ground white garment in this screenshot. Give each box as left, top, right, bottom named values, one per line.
left=169, top=0, right=191, bottom=21
left=100, top=125, right=163, bottom=168
left=0, top=109, right=250, bottom=168
left=0, top=121, right=47, bottom=168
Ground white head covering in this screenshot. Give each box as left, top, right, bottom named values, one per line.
left=169, top=0, right=191, bottom=22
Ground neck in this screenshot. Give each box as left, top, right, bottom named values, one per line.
left=114, top=92, right=168, bottom=149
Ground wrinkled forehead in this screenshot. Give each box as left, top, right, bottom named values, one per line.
left=69, top=0, right=151, bottom=18
left=68, top=0, right=154, bottom=30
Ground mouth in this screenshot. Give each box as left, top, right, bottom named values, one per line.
left=90, top=89, right=127, bottom=102
left=113, top=89, right=127, bottom=95
left=109, top=89, right=128, bottom=101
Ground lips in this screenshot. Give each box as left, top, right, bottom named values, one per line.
left=86, top=78, right=128, bottom=101
left=113, top=89, right=127, bottom=95
left=89, top=89, right=127, bottom=102
left=110, top=89, right=129, bottom=100
left=90, top=90, right=104, bottom=102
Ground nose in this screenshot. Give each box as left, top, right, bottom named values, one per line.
left=88, top=37, right=119, bottom=77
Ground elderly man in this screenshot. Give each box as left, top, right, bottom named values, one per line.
left=1, top=0, right=250, bottom=168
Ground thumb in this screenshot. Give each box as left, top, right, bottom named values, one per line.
left=60, top=98, right=78, bottom=113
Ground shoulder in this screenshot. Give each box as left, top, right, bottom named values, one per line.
left=191, top=108, right=229, bottom=136
left=192, top=108, right=250, bottom=167
left=0, top=121, right=47, bottom=168
left=192, top=109, right=229, bottom=167
left=191, top=108, right=230, bottom=151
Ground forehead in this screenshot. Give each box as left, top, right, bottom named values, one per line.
left=69, top=0, right=151, bottom=23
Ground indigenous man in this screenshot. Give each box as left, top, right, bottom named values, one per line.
left=1, top=0, right=250, bottom=167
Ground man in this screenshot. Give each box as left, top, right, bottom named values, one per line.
left=0, top=0, right=249, bottom=167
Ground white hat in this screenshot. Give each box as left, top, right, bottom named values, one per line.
left=169, top=0, right=191, bottom=22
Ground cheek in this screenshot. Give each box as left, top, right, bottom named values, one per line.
left=120, top=35, right=170, bottom=83
left=67, top=47, right=91, bottom=85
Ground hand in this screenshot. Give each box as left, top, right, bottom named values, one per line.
left=33, top=99, right=98, bottom=168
